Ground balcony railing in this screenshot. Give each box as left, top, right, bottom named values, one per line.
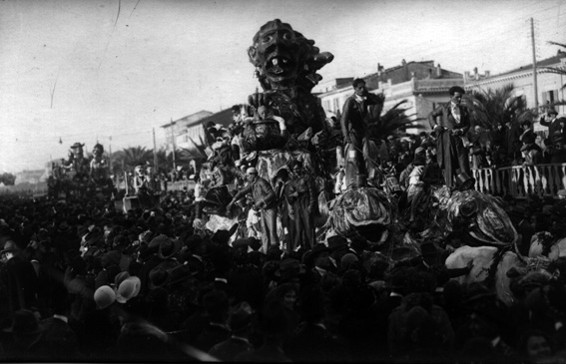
left=472, top=163, right=566, bottom=198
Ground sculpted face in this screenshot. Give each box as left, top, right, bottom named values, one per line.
left=249, top=20, right=300, bottom=88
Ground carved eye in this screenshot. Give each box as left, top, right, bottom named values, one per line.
left=282, top=32, right=292, bottom=40
left=262, top=35, right=273, bottom=43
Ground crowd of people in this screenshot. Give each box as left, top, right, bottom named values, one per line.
left=1, top=162, right=566, bottom=363
left=1, top=82, right=566, bottom=363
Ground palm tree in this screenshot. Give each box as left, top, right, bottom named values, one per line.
left=154, top=148, right=173, bottom=173
left=112, top=146, right=153, bottom=173
left=463, top=83, right=535, bottom=130
left=366, top=98, right=426, bottom=140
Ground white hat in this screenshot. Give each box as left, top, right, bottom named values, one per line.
left=94, top=285, right=116, bottom=309
left=116, top=276, right=141, bottom=304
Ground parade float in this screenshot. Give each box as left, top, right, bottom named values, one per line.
left=48, top=142, right=116, bottom=201
left=234, top=19, right=399, bottom=246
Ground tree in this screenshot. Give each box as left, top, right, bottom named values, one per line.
left=463, top=83, right=535, bottom=130
left=366, top=98, right=426, bottom=140
left=111, top=146, right=153, bottom=174
left=0, top=173, right=16, bottom=186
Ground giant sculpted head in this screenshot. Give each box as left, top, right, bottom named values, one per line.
left=248, top=19, right=333, bottom=92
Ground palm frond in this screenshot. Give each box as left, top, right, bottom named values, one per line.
left=547, top=41, right=566, bottom=49
left=187, top=136, right=209, bottom=160
left=366, top=99, right=423, bottom=139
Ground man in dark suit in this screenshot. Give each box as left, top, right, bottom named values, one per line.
left=40, top=289, right=82, bottom=361
left=340, top=78, right=383, bottom=186
left=428, top=86, right=472, bottom=188
left=0, top=238, right=39, bottom=314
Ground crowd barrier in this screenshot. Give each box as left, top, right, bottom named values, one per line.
left=472, top=163, right=566, bottom=199
left=166, top=180, right=196, bottom=192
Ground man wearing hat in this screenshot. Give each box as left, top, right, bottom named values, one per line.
left=540, top=108, right=566, bottom=163
left=227, top=167, right=278, bottom=252
left=428, top=86, right=472, bottom=188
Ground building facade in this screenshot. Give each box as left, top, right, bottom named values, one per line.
left=161, top=110, right=213, bottom=152
left=174, top=108, right=235, bottom=151
left=316, top=60, right=464, bottom=132
left=464, top=52, right=566, bottom=131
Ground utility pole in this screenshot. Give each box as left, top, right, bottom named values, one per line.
left=531, top=17, right=539, bottom=112
left=152, top=128, right=158, bottom=173
left=171, top=118, right=177, bottom=171
left=108, top=136, right=113, bottom=186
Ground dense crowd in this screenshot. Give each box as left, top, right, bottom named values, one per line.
left=1, top=102, right=565, bottom=363
left=1, top=181, right=566, bottom=363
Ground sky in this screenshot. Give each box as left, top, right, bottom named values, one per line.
left=1, top=0, right=565, bottom=173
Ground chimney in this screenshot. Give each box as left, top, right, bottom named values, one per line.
left=484, top=70, right=490, bottom=78
left=377, top=62, right=383, bottom=76
left=436, top=63, right=442, bottom=77
left=464, top=71, right=470, bottom=81
left=474, top=67, right=479, bottom=80
left=402, top=59, right=408, bottom=81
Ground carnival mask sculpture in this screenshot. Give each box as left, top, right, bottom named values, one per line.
left=247, top=19, right=334, bottom=141
left=329, top=187, right=394, bottom=245
left=439, top=188, right=518, bottom=247
left=248, top=19, right=333, bottom=92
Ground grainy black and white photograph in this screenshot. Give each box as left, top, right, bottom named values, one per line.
left=1, top=0, right=566, bottom=362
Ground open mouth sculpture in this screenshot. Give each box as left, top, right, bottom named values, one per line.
left=439, top=188, right=518, bottom=247
left=328, top=187, right=394, bottom=245
left=265, top=56, right=293, bottom=77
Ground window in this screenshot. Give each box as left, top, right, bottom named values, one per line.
left=542, top=90, right=559, bottom=104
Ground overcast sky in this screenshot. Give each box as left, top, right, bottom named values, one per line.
left=1, top=0, right=565, bottom=173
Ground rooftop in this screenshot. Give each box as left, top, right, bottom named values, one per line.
left=488, top=52, right=566, bottom=79
left=161, top=110, right=213, bottom=128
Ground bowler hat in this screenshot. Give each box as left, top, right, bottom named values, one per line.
left=463, top=282, right=495, bottom=304
left=229, top=302, right=253, bottom=332
left=275, top=258, right=306, bottom=279
left=148, top=234, right=171, bottom=249
left=327, top=235, right=348, bottom=251
left=390, top=246, right=417, bottom=261
left=148, top=267, right=169, bottom=289
left=3, top=310, right=43, bottom=335
left=157, top=237, right=181, bottom=260
left=420, top=242, right=439, bottom=257
left=456, top=172, right=475, bottom=191
left=70, top=142, right=84, bottom=149
left=460, top=199, right=479, bottom=219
